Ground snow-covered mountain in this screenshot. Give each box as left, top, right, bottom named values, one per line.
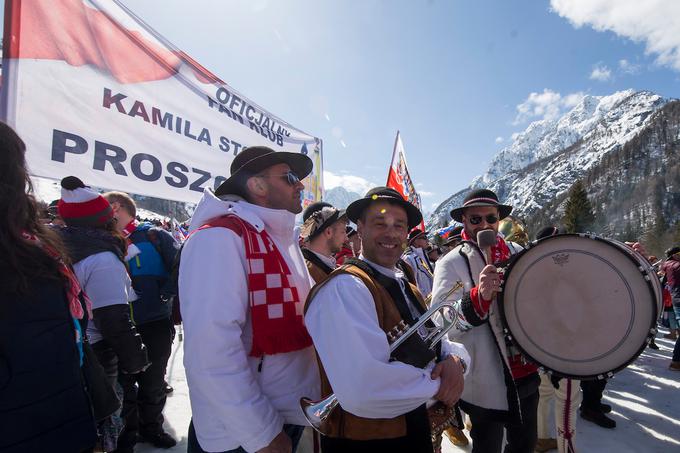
left=428, top=90, right=673, bottom=232
left=324, top=186, right=362, bottom=209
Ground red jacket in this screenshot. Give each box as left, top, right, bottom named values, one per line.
left=335, top=246, right=354, bottom=266
left=662, top=259, right=680, bottom=290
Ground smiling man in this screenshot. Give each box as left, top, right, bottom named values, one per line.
left=304, top=187, right=469, bottom=453
left=179, top=146, right=320, bottom=453
left=431, top=189, right=539, bottom=453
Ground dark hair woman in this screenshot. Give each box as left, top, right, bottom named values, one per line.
left=0, top=122, right=98, bottom=452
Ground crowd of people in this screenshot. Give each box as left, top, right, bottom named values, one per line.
left=1, top=121, right=679, bottom=453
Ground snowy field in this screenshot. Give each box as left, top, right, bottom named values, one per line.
left=138, top=326, right=680, bottom=453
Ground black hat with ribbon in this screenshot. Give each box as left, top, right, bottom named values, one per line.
left=408, top=228, right=428, bottom=244
left=449, top=188, right=512, bottom=222
left=346, top=186, right=422, bottom=230
left=300, top=202, right=347, bottom=241
left=214, top=146, right=313, bottom=197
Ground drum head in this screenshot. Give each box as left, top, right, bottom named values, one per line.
left=500, top=234, right=657, bottom=380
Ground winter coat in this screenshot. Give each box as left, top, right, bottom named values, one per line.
left=0, top=277, right=97, bottom=452
left=179, top=189, right=319, bottom=453
left=662, top=259, right=680, bottom=299
left=60, top=226, right=149, bottom=374
left=127, top=223, right=179, bottom=325
left=431, top=239, right=525, bottom=420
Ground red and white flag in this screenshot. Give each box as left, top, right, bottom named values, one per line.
left=386, top=131, right=425, bottom=230
left=1, top=0, right=323, bottom=205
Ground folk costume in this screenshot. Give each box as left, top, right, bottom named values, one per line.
left=304, top=187, right=470, bottom=453
left=431, top=189, right=539, bottom=453
left=179, top=147, right=320, bottom=453
left=402, top=229, right=435, bottom=298
left=300, top=202, right=346, bottom=284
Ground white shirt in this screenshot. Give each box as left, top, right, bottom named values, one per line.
left=72, top=251, right=133, bottom=344
left=179, top=189, right=319, bottom=453
left=308, top=249, right=337, bottom=269
left=304, top=256, right=470, bottom=419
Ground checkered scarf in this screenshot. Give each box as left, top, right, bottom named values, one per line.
left=196, top=215, right=312, bottom=357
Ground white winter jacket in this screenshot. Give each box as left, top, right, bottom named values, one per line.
left=179, top=189, right=320, bottom=453
left=431, top=239, right=518, bottom=414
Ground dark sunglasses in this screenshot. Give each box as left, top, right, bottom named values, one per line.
left=261, top=171, right=300, bottom=186
left=468, top=214, right=499, bottom=225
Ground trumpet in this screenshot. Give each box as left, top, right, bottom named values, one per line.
left=300, top=281, right=464, bottom=434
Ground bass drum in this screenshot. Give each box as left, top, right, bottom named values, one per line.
left=499, top=234, right=659, bottom=380
left=607, top=238, right=663, bottom=316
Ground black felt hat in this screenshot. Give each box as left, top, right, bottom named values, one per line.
left=536, top=226, right=560, bottom=241
left=214, top=146, right=313, bottom=197
left=346, top=187, right=422, bottom=230
left=300, top=202, right=347, bottom=240
left=443, top=225, right=464, bottom=247
left=408, top=228, right=428, bottom=244
left=666, top=246, right=680, bottom=259
left=449, top=188, right=512, bottom=222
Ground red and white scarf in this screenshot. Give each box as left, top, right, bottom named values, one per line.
left=461, top=229, right=511, bottom=264
left=121, top=219, right=138, bottom=239
left=195, top=215, right=313, bottom=357
left=22, top=232, right=93, bottom=320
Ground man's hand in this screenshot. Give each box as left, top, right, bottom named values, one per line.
left=256, top=430, right=292, bottom=453
left=478, top=264, right=501, bottom=302
left=625, top=241, right=651, bottom=262
left=431, top=355, right=465, bottom=407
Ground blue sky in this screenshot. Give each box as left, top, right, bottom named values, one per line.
left=13, top=0, right=680, bottom=210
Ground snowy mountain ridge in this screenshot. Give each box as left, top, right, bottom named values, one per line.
left=429, top=89, right=671, bottom=229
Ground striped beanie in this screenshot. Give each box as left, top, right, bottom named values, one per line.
left=57, top=176, right=114, bottom=227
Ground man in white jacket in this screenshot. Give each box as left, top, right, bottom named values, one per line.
left=179, top=146, right=320, bottom=453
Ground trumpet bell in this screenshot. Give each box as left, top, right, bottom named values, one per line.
left=300, top=395, right=339, bottom=434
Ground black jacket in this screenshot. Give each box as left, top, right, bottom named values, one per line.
left=0, top=278, right=98, bottom=452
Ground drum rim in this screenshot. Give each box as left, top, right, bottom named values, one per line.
left=498, top=233, right=659, bottom=380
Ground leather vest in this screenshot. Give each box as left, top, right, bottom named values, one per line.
left=304, top=261, right=431, bottom=440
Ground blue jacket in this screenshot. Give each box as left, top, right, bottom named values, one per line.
left=128, top=223, right=179, bottom=325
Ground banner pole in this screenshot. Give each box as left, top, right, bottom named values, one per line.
left=386, top=130, right=400, bottom=184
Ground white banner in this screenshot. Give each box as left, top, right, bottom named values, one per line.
left=0, top=0, right=323, bottom=206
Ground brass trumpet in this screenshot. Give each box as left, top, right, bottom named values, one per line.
left=300, top=281, right=464, bottom=434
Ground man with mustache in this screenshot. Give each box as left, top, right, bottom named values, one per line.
left=305, top=187, right=469, bottom=452
left=431, top=189, right=539, bottom=453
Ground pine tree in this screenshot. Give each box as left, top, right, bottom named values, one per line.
left=563, top=180, right=595, bottom=233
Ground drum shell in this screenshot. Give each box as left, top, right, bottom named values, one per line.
left=499, top=234, right=659, bottom=381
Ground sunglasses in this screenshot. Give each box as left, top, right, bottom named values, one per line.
left=468, top=214, right=499, bottom=225
left=261, top=171, right=300, bottom=186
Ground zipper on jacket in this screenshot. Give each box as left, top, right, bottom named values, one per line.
left=257, top=356, right=264, bottom=373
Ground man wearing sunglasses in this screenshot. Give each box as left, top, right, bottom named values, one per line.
left=430, top=189, right=540, bottom=453
left=179, top=146, right=320, bottom=453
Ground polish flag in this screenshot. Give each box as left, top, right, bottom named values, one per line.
left=386, top=131, right=425, bottom=230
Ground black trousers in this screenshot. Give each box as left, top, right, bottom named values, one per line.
left=117, top=318, right=174, bottom=447
left=580, top=379, right=607, bottom=411
left=320, top=405, right=433, bottom=453
left=469, top=374, right=540, bottom=453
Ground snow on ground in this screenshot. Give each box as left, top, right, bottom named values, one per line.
left=139, top=325, right=680, bottom=453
